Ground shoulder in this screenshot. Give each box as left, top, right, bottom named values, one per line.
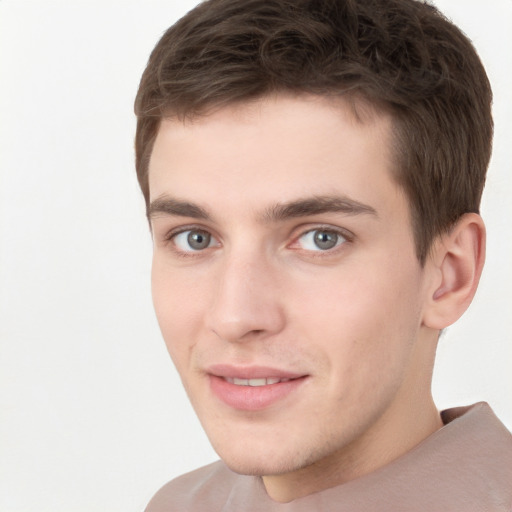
left=144, top=460, right=241, bottom=512
left=412, top=402, right=512, bottom=511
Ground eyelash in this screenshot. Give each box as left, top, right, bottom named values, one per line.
left=162, top=224, right=353, bottom=258
left=291, top=226, right=352, bottom=255
left=163, top=225, right=218, bottom=258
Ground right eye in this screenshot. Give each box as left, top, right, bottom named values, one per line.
left=172, top=229, right=218, bottom=252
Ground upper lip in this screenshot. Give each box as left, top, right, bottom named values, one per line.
left=206, top=364, right=307, bottom=380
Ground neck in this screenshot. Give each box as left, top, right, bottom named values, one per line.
left=263, top=330, right=443, bottom=503
left=263, top=395, right=442, bottom=503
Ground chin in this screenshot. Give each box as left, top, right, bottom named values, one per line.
left=210, top=436, right=324, bottom=477
left=220, top=453, right=300, bottom=477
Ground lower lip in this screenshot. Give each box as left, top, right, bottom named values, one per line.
left=209, top=375, right=307, bottom=411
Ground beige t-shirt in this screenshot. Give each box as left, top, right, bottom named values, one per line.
left=146, top=403, right=512, bottom=511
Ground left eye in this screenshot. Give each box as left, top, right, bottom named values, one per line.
left=296, top=229, right=346, bottom=251
left=172, top=229, right=217, bottom=252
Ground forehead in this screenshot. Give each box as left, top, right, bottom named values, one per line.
left=148, top=94, right=401, bottom=218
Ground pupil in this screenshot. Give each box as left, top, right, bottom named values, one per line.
left=314, top=231, right=337, bottom=250
left=187, top=231, right=210, bottom=250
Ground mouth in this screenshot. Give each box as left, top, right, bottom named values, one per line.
left=206, top=365, right=308, bottom=411
left=223, top=377, right=295, bottom=386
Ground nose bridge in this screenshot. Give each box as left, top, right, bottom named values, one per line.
left=206, top=244, right=284, bottom=342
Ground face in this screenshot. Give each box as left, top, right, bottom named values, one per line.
left=148, top=95, right=437, bottom=496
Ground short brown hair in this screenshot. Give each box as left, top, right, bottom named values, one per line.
left=134, top=0, right=493, bottom=263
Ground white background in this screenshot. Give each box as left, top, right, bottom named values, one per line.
left=0, top=1, right=510, bottom=511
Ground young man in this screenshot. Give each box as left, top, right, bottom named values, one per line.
left=135, top=0, right=512, bottom=509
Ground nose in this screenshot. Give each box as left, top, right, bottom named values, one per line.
left=205, top=249, right=286, bottom=343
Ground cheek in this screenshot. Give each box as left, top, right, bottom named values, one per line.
left=151, top=258, right=207, bottom=363
left=290, top=257, right=423, bottom=385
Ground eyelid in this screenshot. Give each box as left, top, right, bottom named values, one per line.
left=157, top=222, right=353, bottom=256
left=162, top=223, right=214, bottom=240
left=161, top=224, right=221, bottom=255
left=288, top=224, right=354, bottom=252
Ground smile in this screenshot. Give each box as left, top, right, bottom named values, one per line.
left=224, top=377, right=292, bottom=386
left=209, top=372, right=308, bottom=411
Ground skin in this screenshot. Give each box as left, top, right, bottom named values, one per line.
left=147, top=94, right=482, bottom=502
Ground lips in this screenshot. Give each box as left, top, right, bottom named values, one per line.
left=207, top=365, right=308, bottom=411
left=224, top=377, right=292, bottom=386
left=207, top=364, right=304, bottom=380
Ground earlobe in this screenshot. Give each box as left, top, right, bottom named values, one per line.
left=423, top=213, right=486, bottom=330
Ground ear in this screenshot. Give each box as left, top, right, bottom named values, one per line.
left=422, top=213, right=486, bottom=330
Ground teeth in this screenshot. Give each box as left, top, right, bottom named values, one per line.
left=226, top=377, right=290, bottom=386
left=248, top=378, right=267, bottom=387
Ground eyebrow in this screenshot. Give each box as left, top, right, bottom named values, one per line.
left=261, top=195, right=378, bottom=222
left=148, top=197, right=211, bottom=221
left=147, top=194, right=377, bottom=223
